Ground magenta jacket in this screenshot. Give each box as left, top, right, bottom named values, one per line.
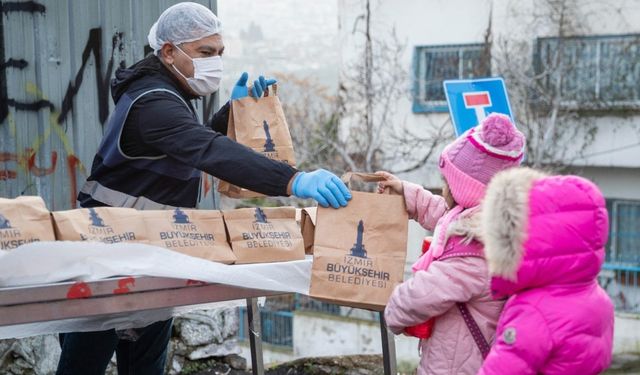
left=478, top=168, right=614, bottom=374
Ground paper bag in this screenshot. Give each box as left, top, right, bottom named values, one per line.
left=0, top=196, right=55, bottom=250
left=52, top=207, right=146, bottom=243
left=300, top=207, right=317, bottom=255
left=142, top=208, right=236, bottom=264
left=309, top=172, right=409, bottom=311
left=223, top=207, right=304, bottom=264
left=218, top=84, right=296, bottom=198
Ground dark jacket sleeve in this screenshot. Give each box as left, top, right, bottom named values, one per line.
left=125, top=92, right=296, bottom=197
left=207, top=100, right=230, bottom=135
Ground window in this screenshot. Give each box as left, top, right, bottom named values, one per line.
left=535, top=34, right=640, bottom=107
left=607, top=200, right=640, bottom=264
left=412, top=43, right=490, bottom=113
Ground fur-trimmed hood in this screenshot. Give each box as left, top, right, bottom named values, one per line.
left=480, top=167, right=609, bottom=297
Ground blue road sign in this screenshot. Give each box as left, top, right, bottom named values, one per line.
left=443, top=77, right=514, bottom=136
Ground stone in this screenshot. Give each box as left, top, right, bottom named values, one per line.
left=0, top=335, right=61, bottom=375
left=188, top=340, right=241, bottom=360
left=170, top=357, right=183, bottom=374
left=176, top=308, right=239, bottom=347
left=224, top=353, right=247, bottom=370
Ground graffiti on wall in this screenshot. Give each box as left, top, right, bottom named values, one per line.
left=1, top=1, right=126, bottom=207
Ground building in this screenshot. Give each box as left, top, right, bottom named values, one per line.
left=337, top=0, right=640, bottom=354
left=338, top=0, right=640, bottom=283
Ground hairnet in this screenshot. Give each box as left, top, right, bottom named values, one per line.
left=148, top=2, right=222, bottom=55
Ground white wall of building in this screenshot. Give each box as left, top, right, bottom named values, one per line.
left=293, top=311, right=420, bottom=366
left=240, top=310, right=640, bottom=369
left=338, top=0, right=640, bottom=199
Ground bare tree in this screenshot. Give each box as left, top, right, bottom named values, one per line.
left=334, top=0, right=449, bottom=175
left=276, top=73, right=342, bottom=171
left=494, top=0, right=639, bottom=171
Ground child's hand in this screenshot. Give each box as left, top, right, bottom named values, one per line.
left=375, top=171, right=403, bottom=195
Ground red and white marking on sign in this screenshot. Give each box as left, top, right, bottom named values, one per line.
left=463, top=91, right=491, bottom=123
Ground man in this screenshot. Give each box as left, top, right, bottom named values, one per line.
left=58, top=3, right=350, bottom=374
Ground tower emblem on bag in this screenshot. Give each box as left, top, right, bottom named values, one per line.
left=254, top=207, right=268, bottom=223
left=349, top=220, right=368, bottom=258
left=173, top=208, right=190, bottom=224
left=0, top=214, right=11, bottom=229
left=88, top=208, right=106, bottom=227
left=263, top=120, right=276, bottom=152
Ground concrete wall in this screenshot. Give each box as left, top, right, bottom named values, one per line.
left=239, top=310, right=640, bottom=369
left=614, top=314, right=640, bottom=354
left=238, top=311, right=420, bottom=368
left=293, top=311, right=382, bottom=357
left=292, top=311, right=420, bottom=367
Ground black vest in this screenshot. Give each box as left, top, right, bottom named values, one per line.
left=78, top=78, right=201, bottom=209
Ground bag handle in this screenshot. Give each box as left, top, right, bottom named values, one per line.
left=341, top=172, right=394, bottom=194
left=341, top=172, right=385, bottom=185
left=264, top=83, right=278, bottom=97
left=248, top=83, right=278, bottom=97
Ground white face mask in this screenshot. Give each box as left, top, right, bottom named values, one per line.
left=172, top=45, right=223, bottom=96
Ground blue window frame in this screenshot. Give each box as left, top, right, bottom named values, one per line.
left=607, top=199, right=640, bottom=265
left=412, top=43, right=490, bottom=113
left=535, top=34, right=640, bottom=107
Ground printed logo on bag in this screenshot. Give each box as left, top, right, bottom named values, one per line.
left=349, top=220, right=368, bottom=258
left=240, top=208, right=293, bottom=249
left=157, top=208, right=216, bottom=248
left=89, top=208, right=106, bottom=227
left=254, top=207, right=268, bottom=223
left=0, top=214, right=12, bottom=229
left=263, top=120, right=276, bottom=152
left=81, top=208, right=136, bottom=243
left=261, top=120, right=288, bottom=163
left=326, top=219, right=390, bottom=289
left=173, top=208, right=190, bottom=224
left=0, top=212, right=37, bottom=249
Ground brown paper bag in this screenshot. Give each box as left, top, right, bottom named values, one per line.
left=142, top=208, right=236, bottom=264
left=223, top=207, right=305, bottom=264
left=0, top=196, right=55, bottom=250
left=52, top=207, right=146, bottom=243
left=300, top=207, right=317, bottom=255
left=218, top=84, right=296, bottom=198
left=309, top=172, right=409, bottom=311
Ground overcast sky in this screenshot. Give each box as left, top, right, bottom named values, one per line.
left=217, top=0, right=340, bottom=98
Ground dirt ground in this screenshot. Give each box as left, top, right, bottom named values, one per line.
left=187, top=353, right=640, bottom=375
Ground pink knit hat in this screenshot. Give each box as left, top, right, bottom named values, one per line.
left=439, top=113, right=525, bottom=208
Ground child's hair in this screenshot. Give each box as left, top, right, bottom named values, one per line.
left=442, top=180, right=456, bottom=209
left=438, top=114, right=526, bottom=208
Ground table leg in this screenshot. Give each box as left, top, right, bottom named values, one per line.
left=379, top=311, right=397, bottom=375
left=247, top=298, right=264, bottom=375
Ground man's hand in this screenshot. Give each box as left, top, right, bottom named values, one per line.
left=375, top=171, right=403, bottom=195
left=231, top=72, right=276, bottom=100
left=292, top=169, right=351, bottom=208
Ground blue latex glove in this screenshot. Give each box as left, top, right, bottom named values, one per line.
left=231, top=72, right=277, bottom=100
left=292, top=169, right=351, bottom=208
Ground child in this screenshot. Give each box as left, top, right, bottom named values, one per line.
left=477, top=167, right=614, bottom=374
left=378, top=113, right=526, bottom=374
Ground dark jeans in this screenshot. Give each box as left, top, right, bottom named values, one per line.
left=56, top=318, right=173, bottom=375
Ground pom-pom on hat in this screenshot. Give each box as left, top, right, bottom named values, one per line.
left=439, top=113, right=525, bottom=208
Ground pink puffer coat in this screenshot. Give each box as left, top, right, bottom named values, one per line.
left=385, top=182, right=504, bottom=374
left=478, top=168, right=614, bottom=375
